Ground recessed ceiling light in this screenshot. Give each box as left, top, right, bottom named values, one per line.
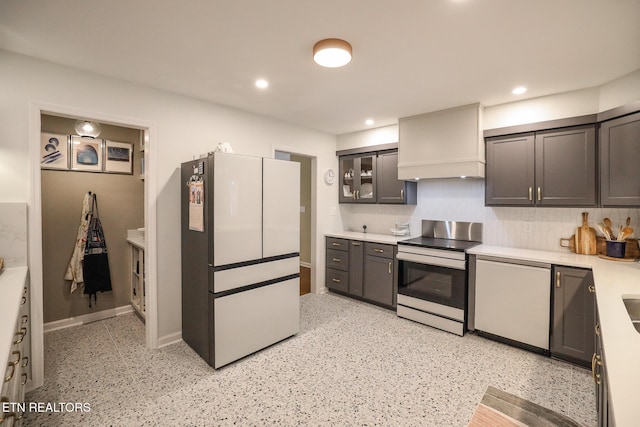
left=415, top=177, right=420, bottom=181
left=512, top=86, right=527, bottom=95
left=365, top=119, right=374, bottom=126
left=255, top=79, right=269, bottom=89
left=313, top=38, right=352, bottom=68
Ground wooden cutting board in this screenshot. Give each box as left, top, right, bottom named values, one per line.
left=559, top=235, right=576, bottom=252
left=575, top=212, right=596, bottom=254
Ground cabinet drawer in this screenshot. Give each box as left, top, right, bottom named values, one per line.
left=326, top=237, right=349, bottom=251
left=326, top=249, right=348, bottom=271
left=326, top=268, right=348, bottom=293
left=365, top=242, right=394, bottom=259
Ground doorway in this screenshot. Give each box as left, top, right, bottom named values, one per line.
left=40, top=114, right=145, bottom=328
left=275, top=150, right=313, bottom=296
left=28, top=102, right=158, bottom=390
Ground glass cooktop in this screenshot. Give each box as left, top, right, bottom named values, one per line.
left=397, top=236, right=480, bottom=252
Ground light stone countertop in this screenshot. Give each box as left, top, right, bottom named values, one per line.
left=325, top=231, right=415, bottom=245
left=126, top=236, right=145, bottom=250
left=126, top=228, right=145, bottom=250
left=468, top=244, right=640, bottom=427
left=0, top=267, right=28, bottom=372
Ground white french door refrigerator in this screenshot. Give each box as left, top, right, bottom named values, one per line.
left=181, top=152, right=300, bottom=368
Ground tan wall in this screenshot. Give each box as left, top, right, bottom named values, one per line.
left=291, top=155, right=311, bottom=264
left=41, top=114, right=143, bottom=323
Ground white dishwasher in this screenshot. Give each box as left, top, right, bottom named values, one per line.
left=474, top=257, right=551, bottom=351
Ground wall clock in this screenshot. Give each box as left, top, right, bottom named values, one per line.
left=323, top=168, right=335, bottom=185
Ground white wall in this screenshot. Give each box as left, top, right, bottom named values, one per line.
left=342, top=180, right=640, bottom=252
left=598, top=69, right=640, bottom=112
left=0, top=49, right=341, bottom=343
left=336, top=124, right=398, bottom=151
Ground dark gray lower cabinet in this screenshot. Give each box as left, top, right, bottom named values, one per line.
left=363, top=243, right=394, bottom=306
left=348, top=240, right=364, bottom=296
left=551, top=266, right=595, bottom=368
left=326, top=237, right=349, bottom=292
left=325, top=237, right=396, bottom=308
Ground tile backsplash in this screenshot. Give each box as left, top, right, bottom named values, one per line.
left=340, top=179, right=640, bottom=252
left=0, top=202, right=28, bottom=267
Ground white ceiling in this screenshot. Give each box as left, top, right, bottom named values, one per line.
left=1, top=0, right=639, bottom=135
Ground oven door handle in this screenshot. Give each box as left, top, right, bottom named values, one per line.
left=396, top=252, right=466, bottom=270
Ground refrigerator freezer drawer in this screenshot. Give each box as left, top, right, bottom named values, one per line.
left=213, top=256, right=299, bottom=293
left=213, top=277, right=299, bottom=369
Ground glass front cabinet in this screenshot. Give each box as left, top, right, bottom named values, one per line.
left=339, top=154, right=377, bottom=203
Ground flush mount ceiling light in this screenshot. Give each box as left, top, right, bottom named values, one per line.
left=255, top=79, right=269, bottom=89
left=365, top=119, right=374, bottom=126
left=74, top=120, right=102, bottom=138
left=313, top=38, right=352, bottom=68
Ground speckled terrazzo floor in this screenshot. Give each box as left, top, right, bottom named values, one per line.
left=24, top=293, right=596, bottom=426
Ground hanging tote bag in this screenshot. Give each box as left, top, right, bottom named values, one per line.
left=83, top=194, right=112, bottom=306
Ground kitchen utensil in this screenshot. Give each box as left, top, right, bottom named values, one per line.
left=595, top=223, right=611, bottom=240
left=603, top=217, right=614, bottom=239
left=575, top=212, right=596, bottom=255
left=559, top=235, right=576, bottom=252
left=621, top=217, right=634, bottom=241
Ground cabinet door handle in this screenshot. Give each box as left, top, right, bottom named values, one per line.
left=21, top=314, right=28, bottom=324
left=21, top=373, right=28, bottom=385
left=332, top=278, right=341, bottom=283
left=373, top=249, right=384, bottom=253
left=351, top=242, right=361, bottom=246
left=332, top=242, right=341, bottom=247
left=591, top=353, right=602, bottom=385
left=356, top=190, right=360, bottom=200
left=537, top=187, right=541, bottom=201
left=332, top=258, right=341, bottom=262
left=352, top=191, right=356, bottom=200
left=588, top=284, right=595, bottom=293
left=400, top=189, right=404, bottom=200
left=13, top=328, right=26, bottom=344
left=528, top=187, right=532, bottom=201
left=556, top=271, right=561, bottom=288
left=388, top=262, right=391, bottom=274
left=21, top=356, right=29, bottom=368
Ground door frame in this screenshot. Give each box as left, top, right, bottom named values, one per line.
left=28, top=101, right=159, bottom=389
left=271, top=145, right=318, bottom=293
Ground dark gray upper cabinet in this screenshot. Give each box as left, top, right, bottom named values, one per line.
left=485, top=133, right=535, bottom=206
left=339, top=154, right=377, bottom=204
left=376, top=151, right=417, bottom=205
left=551, top=266, right=595, bottom=368
left=600, top=112, right=640, bottom=206
left=535, top=126, right=596, bottom=206
left=485, top=125, right=596, bottom=207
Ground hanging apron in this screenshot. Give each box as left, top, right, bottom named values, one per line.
left=64, top=192, right=92, bottom=293
left=83, top=194, right=112, bottom=306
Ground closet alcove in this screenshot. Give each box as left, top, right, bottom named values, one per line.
left=40, top=114, right=145, bottom=331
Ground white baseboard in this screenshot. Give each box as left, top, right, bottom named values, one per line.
left=157, top=331, right=182, bottom=348
left=44, top=305, right=134, bottom=333
left=300, top=261, right=311, bottom=269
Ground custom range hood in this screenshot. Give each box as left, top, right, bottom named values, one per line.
left=398, top=103, right=485, bottom=180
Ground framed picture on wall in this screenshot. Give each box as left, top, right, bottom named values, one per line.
left=70, top=135, right=103, bottom=172
left=104, top=140, right=133, bottom=174
left=40, top=132, right=70, bottom=170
